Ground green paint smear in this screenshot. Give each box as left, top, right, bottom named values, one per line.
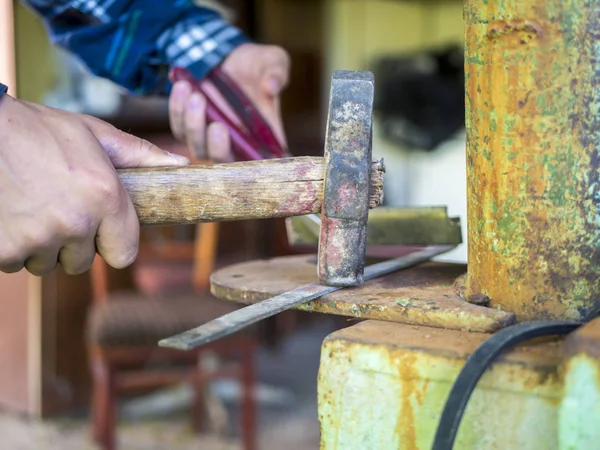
left=490, top=119, right=498, bottom=133
left=396, top=299, right=418, bottom=307
left=482, top=148, right=492, bottom=161
left=466, top=54, right=485, bottom=66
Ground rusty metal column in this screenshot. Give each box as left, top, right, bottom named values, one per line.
left=465, top=0, right=600, bottom=320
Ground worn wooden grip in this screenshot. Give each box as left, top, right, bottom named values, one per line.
left=117, top=156, right=384, bottom=226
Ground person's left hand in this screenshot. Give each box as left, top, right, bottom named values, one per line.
left=168, top=43, right=290, bottom=162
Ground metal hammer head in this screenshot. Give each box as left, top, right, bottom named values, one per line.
left=317, top=70, right=376, bottom=287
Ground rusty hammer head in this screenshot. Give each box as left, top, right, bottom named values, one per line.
left=317, top=70, right=381, bottom=287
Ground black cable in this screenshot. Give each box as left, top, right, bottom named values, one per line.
left=431, top=320, right=582, bottom=450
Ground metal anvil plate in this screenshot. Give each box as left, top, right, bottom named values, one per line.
left=209, top=254, right=514, bottom=333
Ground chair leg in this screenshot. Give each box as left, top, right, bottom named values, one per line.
left=193, top=221, right=219, bottom=292
left=191, top=373, right=206, bottom=434
left=90, top=350, right=117, bottom=450
left=241, top=344, right=257, bottom=450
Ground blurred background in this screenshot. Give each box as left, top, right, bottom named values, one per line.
left=0, top=0, right=464, bottom=448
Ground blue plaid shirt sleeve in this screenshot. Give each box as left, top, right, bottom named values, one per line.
left=21, top=0, right=250, bottom=95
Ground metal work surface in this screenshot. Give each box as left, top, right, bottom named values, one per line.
left=159, top=246, right=453, bottom=350
left=209, top=254, right=514, bottom=333
left=464, top=0, right=600, bottom=320
left=318, top=70, right=376, bottom=287
left=318, top=320, right=564, bottom=450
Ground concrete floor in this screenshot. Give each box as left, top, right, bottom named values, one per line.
left=0, top=318, right=340, bottom=450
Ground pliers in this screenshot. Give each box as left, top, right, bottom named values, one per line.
left=169, top=66, right=287, bottom=161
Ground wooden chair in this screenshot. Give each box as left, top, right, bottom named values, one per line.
left=86, top=221, right=258, bottom=450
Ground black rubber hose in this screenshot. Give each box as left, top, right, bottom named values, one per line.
left=431, top=320, right=582, bottom=450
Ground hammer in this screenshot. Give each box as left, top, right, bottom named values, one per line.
left=119, top=70, right=381, bottom=287
left=157, top=71, right=452, bottom=351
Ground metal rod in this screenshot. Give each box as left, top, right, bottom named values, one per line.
left=159, top=245, right=455, bottom=351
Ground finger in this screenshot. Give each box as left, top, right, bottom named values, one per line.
left=261, top=46, right=291, bottom=96
left=95, top=182, right=140, bottom=269
left=0, top=250, right=25, bottom=273
left=59, top=237, right=97, bottom=275
left=261, top=74, right=289, bottom=148
left=259, top=93, right=287, bottom=150
left=0, top=231, right=26, bottom=273
left=24, top=246, right=60, bottom=276
left=254, top=82, right=287, bottom=150
left=169, top=80, right=192, bottom=142
left=184, top=93, right=208, bottom=160
left=206, top=122, right=234, bottom=163
left=81, top=115, right=189, bottom=169
left=0, top=261, right=24, bottom=274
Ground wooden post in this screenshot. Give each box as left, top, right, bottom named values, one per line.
left=0, top=0, right=16, bottom=91
left=0, top=0, right=43, bottom=416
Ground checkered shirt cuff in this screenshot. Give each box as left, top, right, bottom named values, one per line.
left=158, top=17, right=249, bottom=86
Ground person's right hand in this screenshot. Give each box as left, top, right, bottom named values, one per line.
left=169, top=43, right=290, bottom=162
left=0, top=94, right=189, bottom=276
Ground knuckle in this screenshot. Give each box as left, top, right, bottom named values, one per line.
left=57, top=212, right=96, bottom=239
left=0, top=252, right=25, bottom=273
left=63, top=258, right=94, bottom=276
left=93, top=176, right=127, bottom=214
left=21, top=230, right=53, bottom=252
left=0, top=231, right=46, bottom=268
left=0, top=264, right=24, bottom=274
left=267, top=45, right=291, bottom=67
left=135, top=137, right=155, bottom=156
left=107, top=245, right=139, bottom=269
left=26, top=261, right=57, bottom=277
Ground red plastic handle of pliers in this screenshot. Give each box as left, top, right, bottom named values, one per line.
left=208, top=66, right=285, bottom=159
left=169, top=67, right=264, bottom=161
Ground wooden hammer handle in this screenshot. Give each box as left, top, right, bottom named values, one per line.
left=117, top=156, right=384, bottom=226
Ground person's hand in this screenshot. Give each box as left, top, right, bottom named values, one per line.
left=0, top=94, right=189, bottom=276
left=169, top=43, right=290, bottom=162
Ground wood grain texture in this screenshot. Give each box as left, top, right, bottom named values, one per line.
left=118, top=157, right=384, bottom=226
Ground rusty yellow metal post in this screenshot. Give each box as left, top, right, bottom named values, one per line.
left=465, top=0, right=600, bottom=321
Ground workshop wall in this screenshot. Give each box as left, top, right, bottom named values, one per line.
left=14, top=2, right=58, bottom=103
left=323, top=0, right=466, bottom=263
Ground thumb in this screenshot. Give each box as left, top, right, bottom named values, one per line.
left=81, top=114, right=190, bottom=169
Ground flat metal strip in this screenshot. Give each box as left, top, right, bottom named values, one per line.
left=159, top=245, right=455, bottom=351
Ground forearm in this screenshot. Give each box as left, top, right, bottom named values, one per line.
left=22, top=0, right=250, bottom=95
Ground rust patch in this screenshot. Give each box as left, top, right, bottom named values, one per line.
left=468, top=293, right=490, bottom=306
left=395, top=352, right=419, bottom=450
left=487, top=20, right=544, bottom=39
left=453, top=273, right=467, bottom=300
